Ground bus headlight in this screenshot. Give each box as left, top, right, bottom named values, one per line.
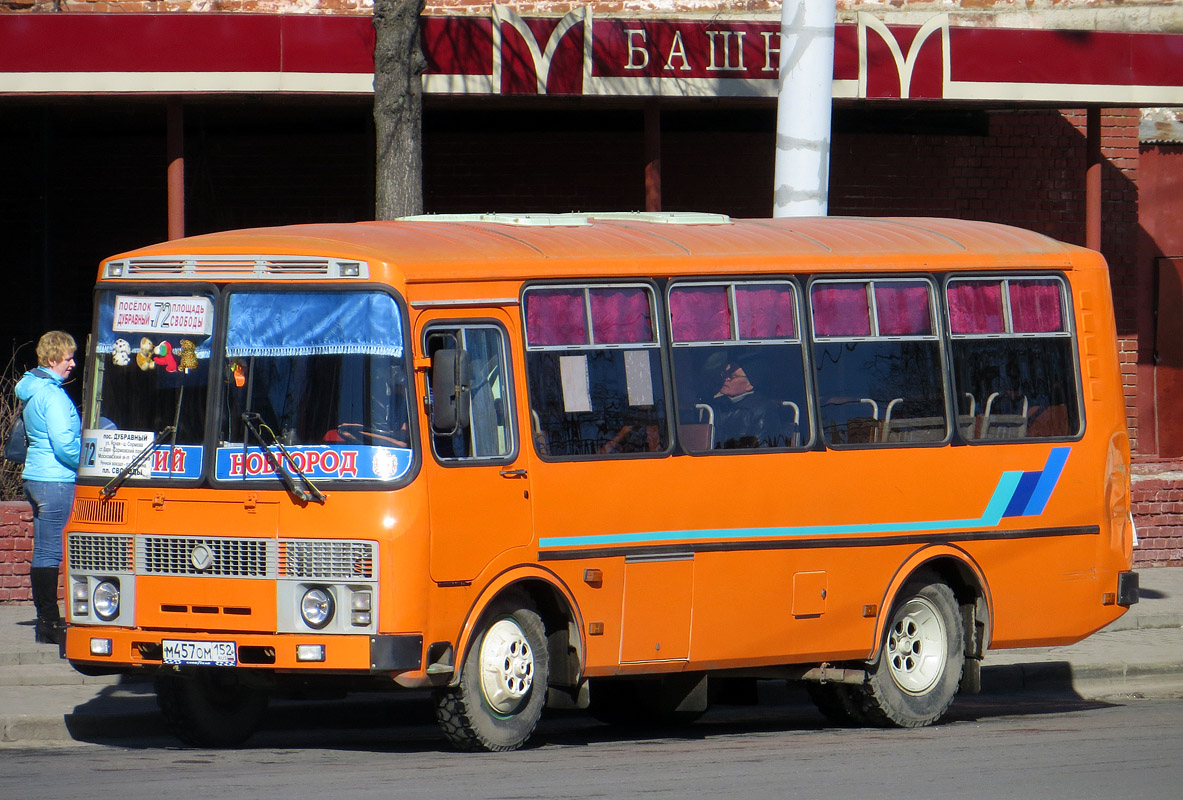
left=93, top=579, right=121, bottom=621
left=300, top=587, right=335, bottom=630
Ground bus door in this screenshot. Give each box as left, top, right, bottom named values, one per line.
left=419, top=312, right=534, bottom=583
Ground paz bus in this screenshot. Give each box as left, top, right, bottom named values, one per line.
left=63, top=213, right=1138, bottom=750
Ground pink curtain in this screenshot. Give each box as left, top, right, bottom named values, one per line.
left=669, top=285, right=731, bottom=342
left=590, top=287, right=654, bottom=344
left=875, top=281, right=932, bottom=336
left=736, top=285, right=796, bottom=339
left=1010, top=279, right=1063, bottom=333
left=947, top=281, right=1004, bottom=334
left=525, top=289, right=587, bottom=346
left=811, top=283, right=871, bottom=337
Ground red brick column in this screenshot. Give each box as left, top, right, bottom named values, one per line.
left=0, top=501, right=34, bottom=603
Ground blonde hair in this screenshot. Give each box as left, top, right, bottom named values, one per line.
left=36, top=331, right=76, bottom=367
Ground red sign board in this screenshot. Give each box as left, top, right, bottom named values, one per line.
left=1, top=10, right=1181, bottom=104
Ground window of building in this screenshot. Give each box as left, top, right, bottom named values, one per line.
left=811, top=278, right=948, bottom=446
left=668, top=280, right=808, bottom=451
left=523, top=284, right=668, bottom=457
left=946, top=276, right=1080, bottom=440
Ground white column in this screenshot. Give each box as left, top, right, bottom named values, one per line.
left=773, top=0, right=837, bottom=218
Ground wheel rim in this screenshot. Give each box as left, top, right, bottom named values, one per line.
left=478, top=617, right=535, bottom=715
left=886, top=596, right=947, bottom=695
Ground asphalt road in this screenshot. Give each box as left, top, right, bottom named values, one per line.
left=2, top=691, right=1181, bottom=800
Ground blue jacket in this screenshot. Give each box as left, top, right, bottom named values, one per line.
left=15, top=368, right=80, bottom=482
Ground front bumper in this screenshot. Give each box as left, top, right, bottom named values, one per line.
left=65, top=629, right=424, bottom=674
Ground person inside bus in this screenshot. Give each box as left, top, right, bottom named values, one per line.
left=708, top=354, right=790, bottom=449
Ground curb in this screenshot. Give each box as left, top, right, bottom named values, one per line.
left=1103, top=613, right=1183, bottom=632
left=979, top=660, right=1183, bottom=698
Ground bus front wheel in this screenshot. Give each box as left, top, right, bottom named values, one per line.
left=849, top=577, right=964, bottom=728
left=434, top=593, right=549, bottom=752
left=155, top=669, right=268, bottom=747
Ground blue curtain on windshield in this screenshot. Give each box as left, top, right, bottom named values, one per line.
left=226, top=292, right=404, bottom=358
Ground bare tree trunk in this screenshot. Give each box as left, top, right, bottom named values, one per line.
left=373, top=0, right=426, bottom=220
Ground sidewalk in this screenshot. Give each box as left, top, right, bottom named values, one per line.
left=2, top=569, right=1181, bottom=747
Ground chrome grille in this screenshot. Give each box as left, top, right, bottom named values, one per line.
left=68, top=534, right=134, bottom=573
left=138, top=536, right=274, bottom=578
left=280, top=540, right=375, bottom=580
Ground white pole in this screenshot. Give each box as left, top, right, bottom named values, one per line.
left=773, top=0, right=837, bottom=217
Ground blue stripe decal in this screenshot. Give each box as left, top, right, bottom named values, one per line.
left=537, top=463, right=1042, bottom=550
left=1020, top=446, right=1071, bottom=517
left=1003, top=471, right=1041, bottom=518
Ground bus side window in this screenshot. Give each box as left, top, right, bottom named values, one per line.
left=523, top=285, right=669, bottom=458
left=947, top=277, right=1080, bottom=441
left=668, top=280, right=808, bottom=453
left=424, top=325, right=516, bottom=462
left=811, top=279, right=948, bottom=447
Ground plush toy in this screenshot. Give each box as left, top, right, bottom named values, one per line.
left=178, top=339, right=198, bottom=372
left=111, top=338, right=131, bottom=367
left=153, top=340, right=178, bottom=373
left=136, top=337, right=155, bottom=371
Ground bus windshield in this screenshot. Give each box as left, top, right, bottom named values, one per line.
left=81, top=288, right=217, bottom=481
left=80, top=287, right=414, bottom=486
left=217, top=290, right=413, bottom=485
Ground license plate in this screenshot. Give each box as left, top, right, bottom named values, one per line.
left=162, top=639, right=237, bottom=667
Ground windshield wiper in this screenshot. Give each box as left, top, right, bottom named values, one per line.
left=100, top=426, right=175, bottom=499
left=241, top=413, right=326, bottom=504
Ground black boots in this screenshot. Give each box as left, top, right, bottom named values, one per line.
left=30, top=566, right=65, bottom=646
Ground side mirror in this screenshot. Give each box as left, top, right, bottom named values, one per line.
left=430, top=348, right=471, bottom=434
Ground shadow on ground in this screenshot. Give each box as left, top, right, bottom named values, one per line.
left=62, top=672, right=1115, bottom=754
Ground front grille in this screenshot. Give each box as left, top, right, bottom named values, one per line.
left=72, top=498, right=126, bottom=524
left=68, top=533, right=134, bottom=572
left=280, top=540, right=375, bottom=580
left=138, top=536, right=274, bottom=578
left=68, top=535, right=376, bottom=581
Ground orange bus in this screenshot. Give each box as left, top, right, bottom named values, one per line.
left=63, top=213, right=1138, bottom=750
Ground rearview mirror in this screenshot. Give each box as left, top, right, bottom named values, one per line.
left=430, top=348, right=471, bottom=434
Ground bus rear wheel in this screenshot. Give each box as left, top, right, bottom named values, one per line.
left=434, top=593, right=549, bottom=752
left=848, top=577, right=964, bottom=728
left=155, top=668, right=268, bottom=748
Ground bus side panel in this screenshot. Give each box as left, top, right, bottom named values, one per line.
left=530, top=433, right=1127, bottom=671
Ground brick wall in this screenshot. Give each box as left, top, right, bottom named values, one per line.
left=3, top=0, right=1183, bottom=26
left=0, top=501, right=32, bottom=603
left=1132, top=471, right=1183, bottom=566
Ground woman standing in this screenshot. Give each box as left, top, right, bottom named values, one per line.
left=16, top=331, right=80, bottom=645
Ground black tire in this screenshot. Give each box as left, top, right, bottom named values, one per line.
left=847, top=578, right=964, bottom=728
left=805, top=682, right=860, bottom=726
left=155, top=669, right=268, bottom=748
left=434, top=592, right=549, bottom=752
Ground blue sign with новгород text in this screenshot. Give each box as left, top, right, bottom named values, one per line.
left=215, top=444, right=412, bottom=482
